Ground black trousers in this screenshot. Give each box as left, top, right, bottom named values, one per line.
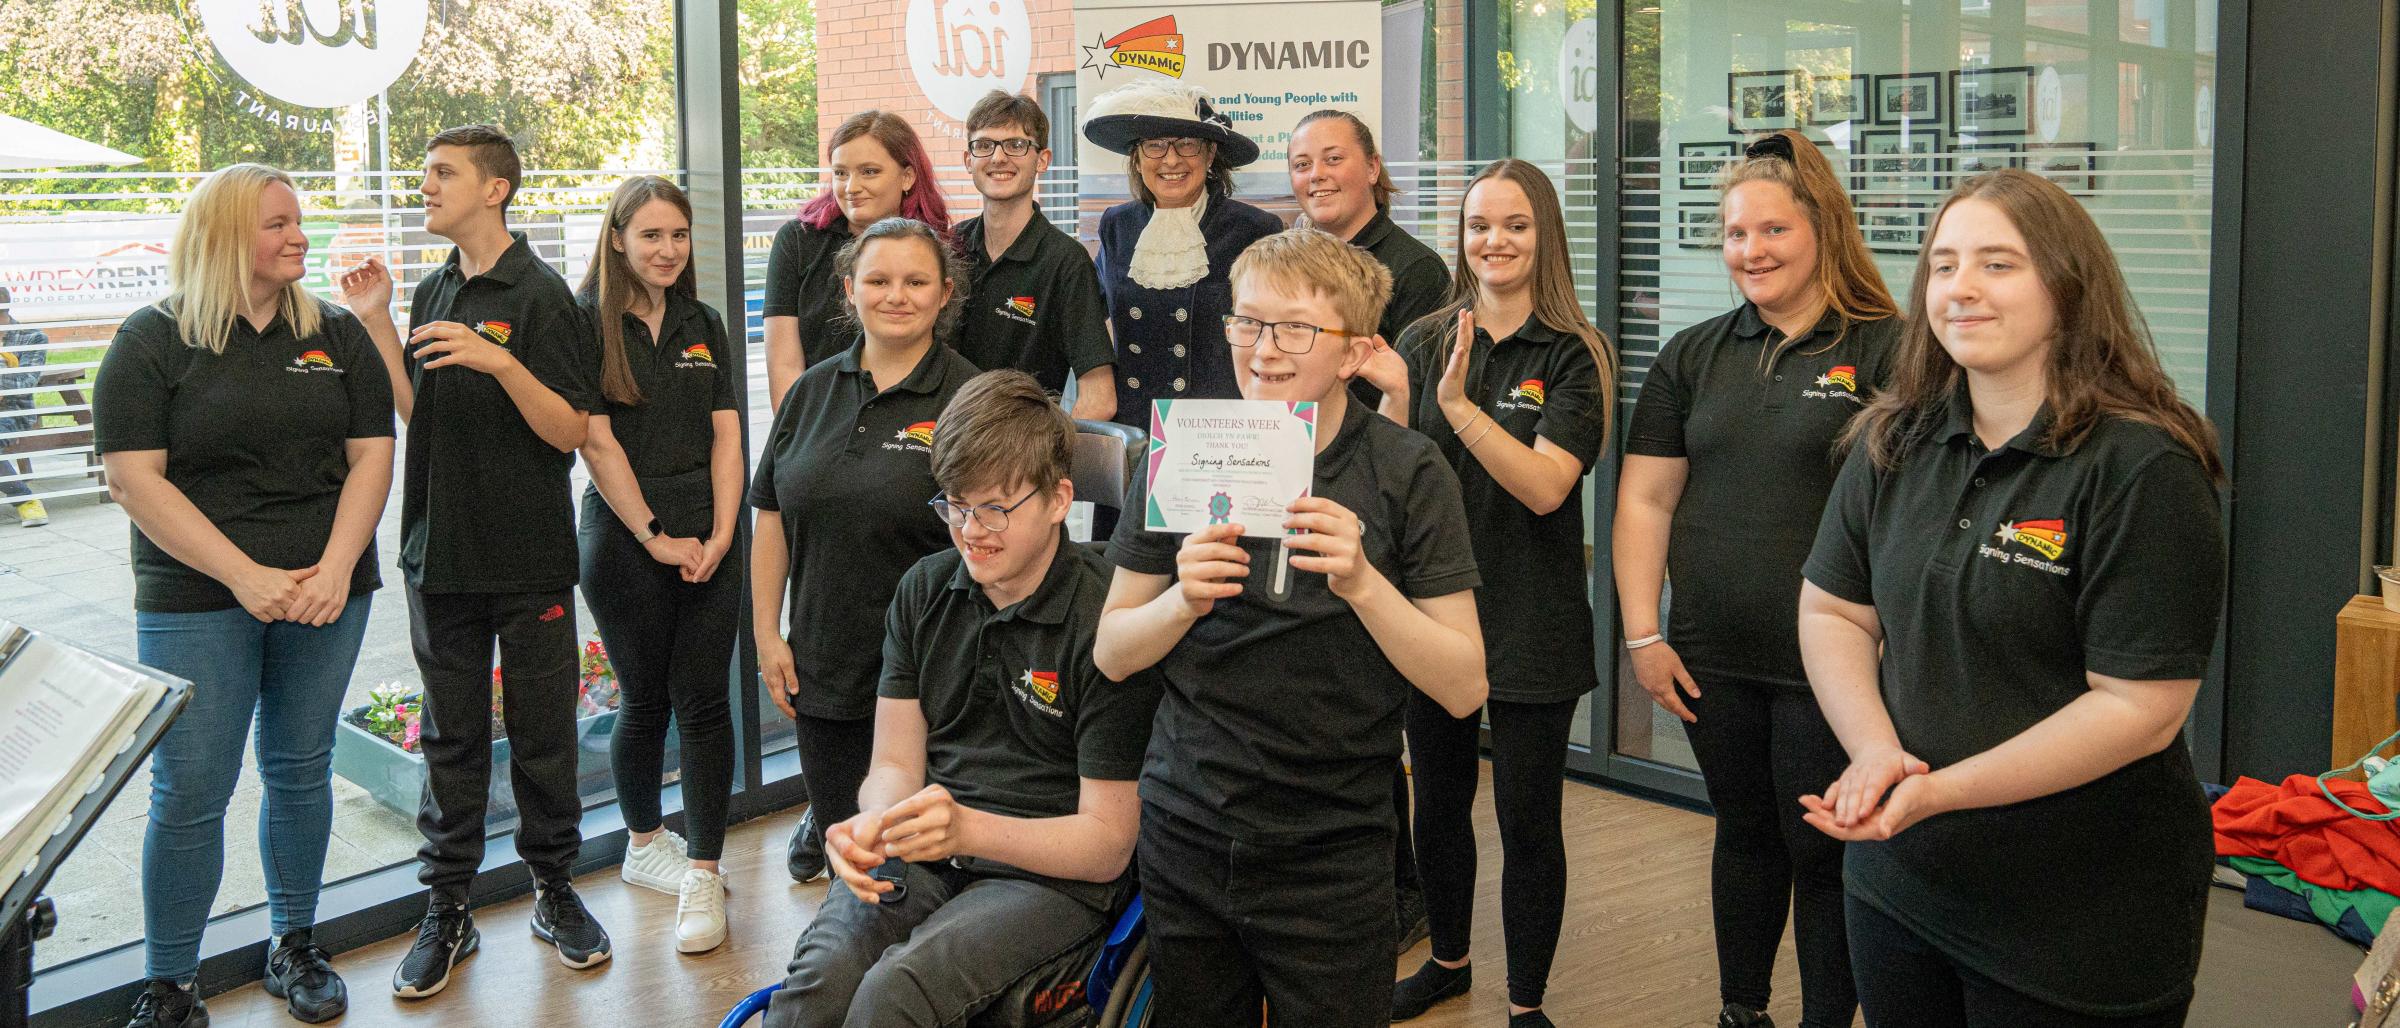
left=793, top=711, right=876, bottom=840
left=578, top=518, right=738, bottom=861
left=1406, top=692, right=1578, bottom=1009
left=1847, top=897, right=2191, bottom=1027
left=1137, top=803, right=1393, bottom=1028
left=1679, top=674, right=1856, bottom=1028
left=406, top=586, right=584, bottom=902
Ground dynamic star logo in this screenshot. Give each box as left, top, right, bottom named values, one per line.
left=1006, top=296, right=1037, bottom=318
left=1022, top=670, right=1059, bottom=705
left=680, top=344, right=714, bottom=365
left=473, top=320, right=512, bottom=346
left=293, top=349, right=336, bottom=370
left=1995, top=518, right=2068, bottom=560
left=1508, top=379, right=1546, bottom=406
left=896, top=421, right=937, bottom=446
left=1816, top=365, right=1857, bottom=392
left=1082, top=15, right=1185, bottom=78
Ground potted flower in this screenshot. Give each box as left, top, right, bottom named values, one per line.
left=330, top=634, right=672, bottom=821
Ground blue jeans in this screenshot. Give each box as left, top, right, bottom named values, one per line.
left=137, top=600, right=371, bottom=982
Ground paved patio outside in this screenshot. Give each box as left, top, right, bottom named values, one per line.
left=1, top=468, right=601, bottom=970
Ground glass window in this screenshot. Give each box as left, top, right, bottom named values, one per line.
left=1612, top=0, right=2218, bottom=774
left=3, top=0, right=680, bottom=970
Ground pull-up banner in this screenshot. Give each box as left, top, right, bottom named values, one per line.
left=1072, top=0, right=1382, bottom=168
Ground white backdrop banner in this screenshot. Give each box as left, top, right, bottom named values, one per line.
left=1073, top=0, right=1382, bottom=169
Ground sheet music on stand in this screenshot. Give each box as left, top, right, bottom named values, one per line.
left=0, top=620, right=192, bottom=1028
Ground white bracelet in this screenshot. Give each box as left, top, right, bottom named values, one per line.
left=1625, top=633, right=1665, bottom=650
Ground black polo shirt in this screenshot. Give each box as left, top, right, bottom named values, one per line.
left=880, top=537, right=1164, bottom=822
left=93, top=302, right=393, bottom=613
left=1802, top=394, right=2222, bottom=1015
left=1347, top=211, right=1451, bottom=410
left=1397, top=316, right=1610, bottom=703
left=747, top=339, right=980, bottom=720
left=762, top=218, right=860, bottom=372
left=1109, top=399, right=1481, bottom=841
left=949, top=207, right=1115, bottom=396
left=1624, top=305, right=1899, bottom=687
left=578, top=291, right=736, bottom=537
left=400, top=233, right=602, bottom=594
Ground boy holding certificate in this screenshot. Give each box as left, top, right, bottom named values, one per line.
left=1095, top=228, right=1488, bottom=1028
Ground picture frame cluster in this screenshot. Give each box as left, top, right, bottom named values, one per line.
left=1676, top=64, right=2102, bottom=252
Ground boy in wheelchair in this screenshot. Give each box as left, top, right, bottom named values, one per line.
left=764, top=370, right=1165, bottom=1028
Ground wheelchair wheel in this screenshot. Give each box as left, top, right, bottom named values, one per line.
left=1091, top=936, right=1154, bottom=1028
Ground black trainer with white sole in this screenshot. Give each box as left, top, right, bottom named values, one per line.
left=263, top=928, right=347, bottom=1023
left=391, top=903, right=478, bottom=999
left=531, top=882, right=612, bottom=968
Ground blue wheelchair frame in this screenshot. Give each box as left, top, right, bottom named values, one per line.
left=716, top=896, right=1149, bottom=1028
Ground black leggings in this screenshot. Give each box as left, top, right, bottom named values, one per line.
left=1406, top=692, right=1579, bottom=1009
left=792, top=710, right=875, bottom=839
left=1679, top=673, right=1855, bottom=1028
left=1847, top=897, right=2192, bottom=1027
left=579, top=517, right=738, bottom=860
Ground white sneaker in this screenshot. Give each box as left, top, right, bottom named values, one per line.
left=675, top=868, right=727, bottom=954
left=619, top=830, right=689, bottom=895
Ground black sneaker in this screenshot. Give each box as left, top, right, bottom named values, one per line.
left=1507, top=1012, right=1556, bottom=1028
left=1394, top=888, right=1431, bottom=955
left=531, top=881, right=612, bottom=969
left=787, top=808, right=828, bottom=882
left=125, top=978, right=208, bottom=1027
left=1391, top=958, right=1471, bottom=1021
left=391, top=902, right=478, bottom=999
left=1717, top=1004, right=1775, bottom=1028
left=263, top=929, right=347, bottom=1023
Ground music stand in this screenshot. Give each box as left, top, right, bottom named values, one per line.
left=0, top=632, right=191, bottom=1028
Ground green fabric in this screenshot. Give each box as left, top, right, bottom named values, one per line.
left=2227, top=855, right=2400, bottom=935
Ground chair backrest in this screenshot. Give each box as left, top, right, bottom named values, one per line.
left=1069, top=419, right=1146, bottom=515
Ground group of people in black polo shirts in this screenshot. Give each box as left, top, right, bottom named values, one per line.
left=88, top=76, right=2224, bottom=1028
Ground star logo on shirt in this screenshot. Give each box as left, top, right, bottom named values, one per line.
left=1815, top=365, right=1858, bottom=392
left=1022, top=669, right=1060, bottom=705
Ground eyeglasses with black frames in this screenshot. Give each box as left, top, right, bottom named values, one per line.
left=927, top=486, right=1042, bottom=532
left=967, top=138, right=1039, bottom=158
left=1222, top=314, right=1358, bottom=355
left=1137, top=138, right=1208, bottom=160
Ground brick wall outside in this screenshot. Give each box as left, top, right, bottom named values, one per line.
left=815, top=0, right=1082, bottom=164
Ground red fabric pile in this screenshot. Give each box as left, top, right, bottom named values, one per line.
left=2215, top=773, right=2400, bottom=894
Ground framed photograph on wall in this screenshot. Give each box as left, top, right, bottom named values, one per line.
left=1873, top=72, right=1942, bottom=126
left=1678, top=206, right=1724, bottom=249
left=1858, top=128, right=1945, bottom=197
left=2027, top=141, right=2098, bottom=193
left=1807, top=73, right=1869, bottom=126
left=1862, top=207, right=1930, bottom=255
left=1727, top=70, right=1800, bottom=134
left=1677, top=141, right=1739, bottom=190
left=1952, top=65, right=2034, bottom=135
left=1951, top=142, right=2023, bottom=183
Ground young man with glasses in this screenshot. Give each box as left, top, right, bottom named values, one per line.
left=763, top=369, right=1162, bottom=1028
left=948, top=91, right=1117, bottom=420
left=1096, top=228, right=1487, bottom=1027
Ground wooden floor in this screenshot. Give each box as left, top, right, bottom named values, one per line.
left=201, top=770, right=2364, bottom=1027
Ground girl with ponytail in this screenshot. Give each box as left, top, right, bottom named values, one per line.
left=1612, top=128, right=1899, bottom=1028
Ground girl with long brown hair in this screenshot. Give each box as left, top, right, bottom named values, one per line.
left=1613, top=129, right=1898, bottom=1028
left=572, top=175, right=742, bottom=953
left=1383, top=158, right=1616, bottom=1028
left=1800, top=168, right=2223, bottom=1026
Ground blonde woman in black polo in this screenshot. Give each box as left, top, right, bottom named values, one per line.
left=1800, top=168, right=2223, bottom=1026
left=1613, top=130, right=1897, bottom=1028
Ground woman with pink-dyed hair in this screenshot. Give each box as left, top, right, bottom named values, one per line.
left=762, top=110, right=953, bottom=407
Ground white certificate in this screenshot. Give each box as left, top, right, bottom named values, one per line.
left=1142, top=399, right=1317, bottom=538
